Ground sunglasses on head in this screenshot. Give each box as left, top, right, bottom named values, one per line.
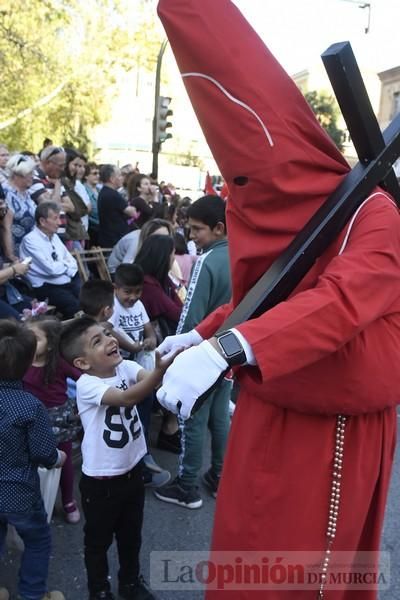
left=46, top=146, right=64, bottom=160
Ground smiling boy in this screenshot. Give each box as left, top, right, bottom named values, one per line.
left=109, top=264, right=157, bottom=358
left=107, top=264, right=169, bottom=485
left=60, top=317, right=173, bottom=600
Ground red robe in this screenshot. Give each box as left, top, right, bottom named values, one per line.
left=157, top=1, right=400, bottom=597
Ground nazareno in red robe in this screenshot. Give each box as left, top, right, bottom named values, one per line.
left=157, top=0, right=400, bottom=598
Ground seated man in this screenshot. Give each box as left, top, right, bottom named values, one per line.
left=19, top=202, right=80, bottom=319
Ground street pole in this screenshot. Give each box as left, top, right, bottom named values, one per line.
left=338, top=0, right=371, bottom=33
left=152, top=39, right=168, bottom=179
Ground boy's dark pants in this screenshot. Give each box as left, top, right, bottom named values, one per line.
left=79, top=463, right=144, bottom=595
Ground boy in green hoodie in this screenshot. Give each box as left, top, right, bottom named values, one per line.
left=154, top=194, right=232, bottom=508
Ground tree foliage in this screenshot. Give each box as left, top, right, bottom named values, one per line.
left=0, top=0, right=163, bottom=155
left=305, top=90, right=346, bottom=151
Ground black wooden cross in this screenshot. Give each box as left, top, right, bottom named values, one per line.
left=191, top=42, right=400, bottom=414
left=322, top=42, right=400, bottom=207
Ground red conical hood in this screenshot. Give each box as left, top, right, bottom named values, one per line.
left=158, top=0, right=350, bottom=305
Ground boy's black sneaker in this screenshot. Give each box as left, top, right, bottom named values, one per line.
left=157, top=429, right=181, bottom=454
left=89, top=591, right=115, bottom=600
left=119, top=576, right=156, bottom=599
left=202, top=469, right=219, bottom=498
left=154, top=477, right=203, bottom=509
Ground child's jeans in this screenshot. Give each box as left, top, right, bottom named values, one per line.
left=0, top=498, right=51, bottom=600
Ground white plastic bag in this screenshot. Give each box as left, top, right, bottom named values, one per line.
left=38, top=466, right=61, bottom=523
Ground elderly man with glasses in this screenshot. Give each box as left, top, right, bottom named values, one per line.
left=29, top=146, right=74, bottom=238
left=19, top=201, right=80, bottom=319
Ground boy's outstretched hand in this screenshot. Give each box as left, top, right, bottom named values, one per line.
left=143, top=338, right=157, bottom=351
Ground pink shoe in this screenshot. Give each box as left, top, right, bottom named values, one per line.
left=64, top=501, right=80, bottom=524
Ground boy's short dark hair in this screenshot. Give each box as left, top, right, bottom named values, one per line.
left=114, top=264, right=144, bottom=288
left=0, top=320, right=37, bottom=380
left=187, top=195, right=226, bottom=230
left=80, top=280, right=114, bottom=317
left=60, top=316, right=98, bottom=366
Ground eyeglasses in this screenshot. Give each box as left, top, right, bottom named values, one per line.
left=51, top=245, right=58, bottom=261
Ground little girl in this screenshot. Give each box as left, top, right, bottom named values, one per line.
left=23, top=315, right=81, bottom=524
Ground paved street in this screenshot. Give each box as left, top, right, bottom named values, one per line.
left=2, top=411, right=400, bottom=599
left=1, top=414, right=214, bottom=600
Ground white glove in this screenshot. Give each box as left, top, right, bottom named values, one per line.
left=157, top=329, right=203, bottom=359
left=156, top=340, right=228, bottom=419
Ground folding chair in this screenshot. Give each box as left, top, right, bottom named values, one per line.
left=71, top=247, right=112, bottom=282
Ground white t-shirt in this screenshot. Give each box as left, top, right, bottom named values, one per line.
left=77, top=360, right=147, bottom=476
left=109, top=297, right=150, bottom=357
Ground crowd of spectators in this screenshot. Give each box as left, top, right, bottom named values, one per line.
left=0, top=141, right=196, bottom=320
left=0, top=139, right=231, bottom=600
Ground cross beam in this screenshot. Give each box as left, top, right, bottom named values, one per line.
left=321, top=41, right=400, bottom=207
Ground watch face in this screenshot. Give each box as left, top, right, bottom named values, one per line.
left=219, top=333, right=242, bottom=356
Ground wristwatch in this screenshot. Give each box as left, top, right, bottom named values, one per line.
left=215, top=330, right=247, bottom=367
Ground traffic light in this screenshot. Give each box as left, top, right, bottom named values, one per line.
left=155, top=96, right=173, bottom=144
